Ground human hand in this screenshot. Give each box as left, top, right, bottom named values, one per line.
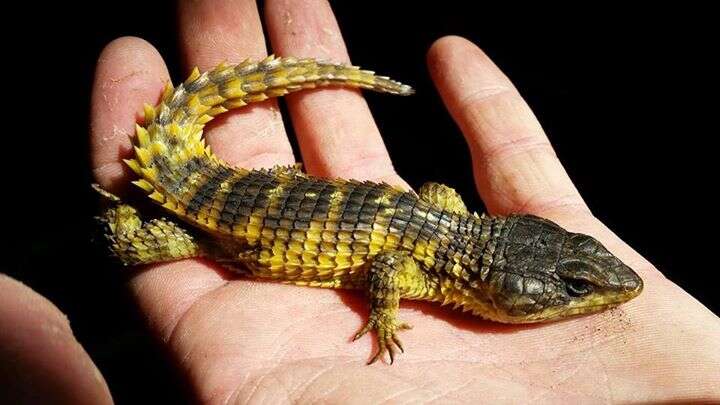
left=89, top=0, right=720, bottom=402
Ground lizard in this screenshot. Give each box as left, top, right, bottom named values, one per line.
left=95, top=55, right=644, bottom=364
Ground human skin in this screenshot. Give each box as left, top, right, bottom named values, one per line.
left=0, top=275, right=113, bottom=404
left=3, top=0, right=718, bottom=404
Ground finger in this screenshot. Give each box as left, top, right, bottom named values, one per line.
left=0, top=275, right=112, bottom=405
left=178, top=0, right=294, bottom=169
left=264, top=0, right=407, bottom=187
left=428, top=36, right=588, bottom=217
left=90, top=37, right=229, bottom=340
left=90, top=36, right=170, bottom=195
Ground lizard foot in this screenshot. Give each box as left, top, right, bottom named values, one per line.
left=353, top=314, right=412, bottom=365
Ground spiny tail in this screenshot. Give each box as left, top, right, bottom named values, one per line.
left=124, top=55, right=413, bottom=223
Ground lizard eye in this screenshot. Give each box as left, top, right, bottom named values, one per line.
left=566, top=279, right=593, bottom=297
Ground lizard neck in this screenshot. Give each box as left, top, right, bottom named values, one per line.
left=422, top=212, right=516, bottom=313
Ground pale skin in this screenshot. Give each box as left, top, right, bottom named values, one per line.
left=1, top=0, right=718, bottom=403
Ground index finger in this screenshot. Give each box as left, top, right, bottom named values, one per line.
left=90, top=37, right=170, bottom=195
left=89, top=37, right=230, bottom=340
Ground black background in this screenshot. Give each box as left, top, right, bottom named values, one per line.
left=3, top=2, right=716, bottom=403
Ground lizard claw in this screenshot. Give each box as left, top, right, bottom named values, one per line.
left=392, top=334, right=404, bottom=353
left=397, top=322, right=412, bottom=331
left=355, top=316, right=412, bottom=365
left=353, top=322, right=373, bottom=341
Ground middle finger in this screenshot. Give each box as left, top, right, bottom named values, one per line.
left=264, top=0, right=406, bottom=187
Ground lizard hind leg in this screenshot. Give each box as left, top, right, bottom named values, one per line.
left=93, top=185, right=202, bottom=266
left=353, top=251, right=431, bottom=365
left=418, top=182, right=469, bottom=215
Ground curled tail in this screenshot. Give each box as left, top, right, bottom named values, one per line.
left=124, top=55, right=413, bottom=227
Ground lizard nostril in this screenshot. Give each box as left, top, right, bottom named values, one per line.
left=624, top=272, right=644, bottom=294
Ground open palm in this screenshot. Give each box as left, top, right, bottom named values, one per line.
left=88, top=1, right=719, bottom=403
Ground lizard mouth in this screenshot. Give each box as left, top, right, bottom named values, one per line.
left=496, top=286, right=643, bottom=324
left=554, top=263, right=643, bottom=320
left=562, top=284, right=642, bottom=315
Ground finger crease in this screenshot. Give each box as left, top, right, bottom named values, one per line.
left=325, top=152, right=396, bottom=181
left=515, top=193, right=590, bottom=217
left=228, top=151, right=296, bottom=170
left=476, top=134, right=555, bottom=169
left=457, top=85, right=514, bottom=107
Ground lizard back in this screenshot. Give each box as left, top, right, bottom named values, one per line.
left=124, top=55, right=429, bottom=285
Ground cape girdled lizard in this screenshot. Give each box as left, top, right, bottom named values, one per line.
left=95, top=55, right=643, bottom=364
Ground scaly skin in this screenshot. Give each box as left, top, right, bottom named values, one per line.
left=96, top=56, right=643, bottom=364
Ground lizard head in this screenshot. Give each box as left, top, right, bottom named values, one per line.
left=475, top=215, right=643, bottom=323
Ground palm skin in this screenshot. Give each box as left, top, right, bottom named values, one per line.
left=82, top=0, right=720, bottom=403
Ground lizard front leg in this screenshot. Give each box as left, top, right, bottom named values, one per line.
left=418, top=182, right=469, bottom=215
left=354, top=250, right=436, bottom=364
